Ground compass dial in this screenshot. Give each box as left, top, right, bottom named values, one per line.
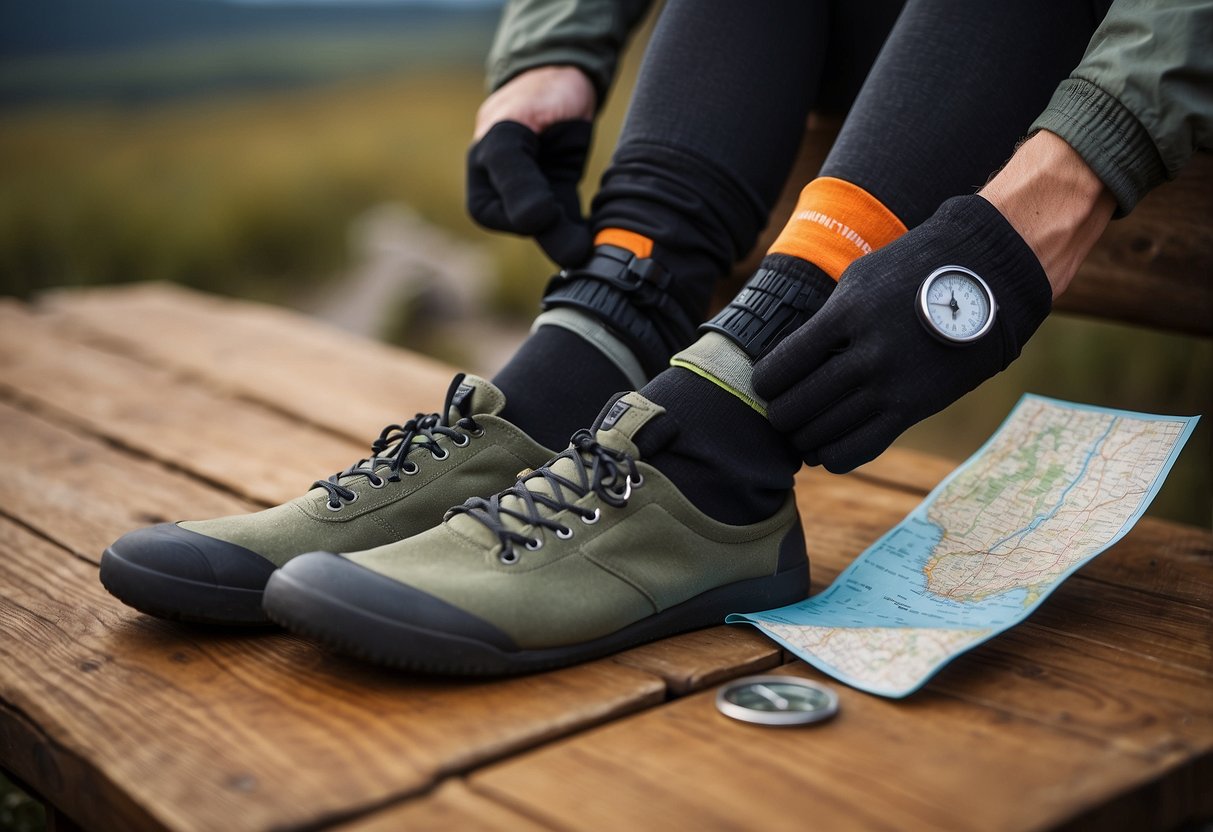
left=917, top=266, right=996, bottom=344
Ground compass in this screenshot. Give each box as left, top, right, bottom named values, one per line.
left=917, top=265, right=997, bottom=344
left=715, top=675, right=839, bottom=726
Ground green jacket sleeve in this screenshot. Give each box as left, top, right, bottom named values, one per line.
left=1031, top=0, right=1213, bottom=215
left=485, top=0, right=653, bottom=102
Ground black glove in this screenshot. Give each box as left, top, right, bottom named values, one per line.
left=752, top=194, right=1053, bottom=473
left=466, top=119, right=593, bottom=267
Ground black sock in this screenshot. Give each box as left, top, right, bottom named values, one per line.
left=494, top=325, right=631, bottom=451
left=632, top=368, right=801, bottom=525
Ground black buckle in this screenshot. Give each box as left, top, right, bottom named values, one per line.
left=541, top=245, right=693, bottom=377
left=701, top=267, right=832, bottom=359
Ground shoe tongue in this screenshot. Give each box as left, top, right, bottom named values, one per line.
left=444, top=373, right=507, bottom=423
left=591, top=391, right=667, bottom=457
left=447, top=392, right=668, bottom=549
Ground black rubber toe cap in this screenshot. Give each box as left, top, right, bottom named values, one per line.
left=270, top=552, right=516, bottom=652
left=106, top=523, right=276, bottom=590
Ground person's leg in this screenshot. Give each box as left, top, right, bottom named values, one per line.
left=493, top=0, right=831, bottom=450
left=639, top=0, right=1106, bottom=524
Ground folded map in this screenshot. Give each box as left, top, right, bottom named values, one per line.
left=728, top=395, right=1199, bottom=698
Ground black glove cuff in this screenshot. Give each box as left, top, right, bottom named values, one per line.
left=700, top=254, right=836, bottom=360
left=541, top=245, right=698, bottom=377
left=924, top=195, right=1053, bottom=367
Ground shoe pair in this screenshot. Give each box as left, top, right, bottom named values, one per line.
left=100, top=375, right=808, bottom=674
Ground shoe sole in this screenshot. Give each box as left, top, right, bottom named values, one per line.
left=100, top=547, right=272, bottom=626
left=262, top=561, right=809, bottom=675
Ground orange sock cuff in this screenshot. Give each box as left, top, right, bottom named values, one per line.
left=594, top=228, right=654, bottom=259
left=767, top=177, right=907, bottom=280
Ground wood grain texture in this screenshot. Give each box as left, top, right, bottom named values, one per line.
left=0, top=302, right=361, bottom=507
left=0, top=400, right=257, bottom=564
left=1056, top=154, right=1213, bottom=336
left=721, top=123, right=1211, bottom=336
left=0, top=518, right=665, bottom=832
left=337, top=780, right=552, bottom=832
left=4, top=285, right=1209, bottom=830
left=611, top=625, right=781, bottom=695
left=471, top=663, right=1204, bottom=832
left=39, top=282, right=456, bottom=442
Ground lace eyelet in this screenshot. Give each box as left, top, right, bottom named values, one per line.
left=344, top=492, right=358, bottom=505
left=555, top=526, right=574, bottom=540
left=469, top=426, right=486, bottom=438
left=431, top=448, right=450, bottom=461
left=402, top=462, right=420, bottom=476
left=525, top=537, right=543, bottom=551
left=326, top=501, right=343, bottom=512
left=452, top=433, right=471, bottom=447
left=581, top=508, right=601, bottom=525
left=368, top=476, right=385, bottom=489
left=499, top=549, right=520, bottom=565
left=630, top=473, right=644, bottom=489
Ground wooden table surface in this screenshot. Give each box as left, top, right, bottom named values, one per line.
left=0, top=284, right=1209, bottom=831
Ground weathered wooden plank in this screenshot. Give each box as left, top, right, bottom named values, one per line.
left=38, top=282, right=456, bottom=443
left=851, top=446, right=957, bottom=496
left=0, top=302, right=360, bottom=507
left=0, top=517, right=666, bottom=832
left=611, top=625, right=781, bottom=696
left=1057, top=154, right=1213, bottom=337
left=336, top=780, right=551, bottom=832
left=925, top=626, right=1212, bottom=756
left=725, top=123, right=1212, bottom=336
left=0, top=400, right=257, bottom=565
left=471, top=663, right=1202, bottom=832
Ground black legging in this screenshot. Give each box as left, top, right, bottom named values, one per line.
left=590, top=0, right=1109, bottom=326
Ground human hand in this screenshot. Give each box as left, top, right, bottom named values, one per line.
left=467, top=66, right=598, bottom=266
left=751, top=195, right=1053, bottom=473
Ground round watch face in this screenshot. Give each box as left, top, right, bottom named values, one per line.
left=916, top=265, right=996, bottom=344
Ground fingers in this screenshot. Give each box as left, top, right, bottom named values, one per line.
left=476, top=122, right=560, bottom=233
left=752, top=301, right=849, bottom=400
left=535, top=122, right=593, bottom=265
left=466, top=120, right=592, bottom=265
left=815, top=413, right=899, bottom=474
left=465, top=151, right=510, bottom=231
left=786, top=389, right=879, bottom=462
left=534, top=215, right=593, bottom=266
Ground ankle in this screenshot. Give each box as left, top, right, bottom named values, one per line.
left=634, top=368, right=798, bottom=525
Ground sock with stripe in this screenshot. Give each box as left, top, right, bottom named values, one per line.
left=633, top=177, right=907, bottom=524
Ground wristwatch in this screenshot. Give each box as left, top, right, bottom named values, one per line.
left=916, top=265, right=997, bottom=344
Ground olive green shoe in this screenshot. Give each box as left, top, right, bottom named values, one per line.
left=263, top=391, right=809, bottom=673
left=99, top=374, right=555, bottom=625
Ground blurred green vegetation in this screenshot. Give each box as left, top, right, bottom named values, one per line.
left=0, top=772, right=45, bottom=832
left=0, top=29, right=1206, bottom=527
left=0, top=71, right=544, bottom=307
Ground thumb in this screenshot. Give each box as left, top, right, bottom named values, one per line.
left=752, top=295, right=850, bottom=400
left=475, top=121, right=561, bottom=234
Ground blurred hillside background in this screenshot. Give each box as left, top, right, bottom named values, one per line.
left=0, top=0, right=1208, bottom=529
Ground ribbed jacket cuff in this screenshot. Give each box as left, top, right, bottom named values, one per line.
left=1030, top=78, right=1167, bottom=217
left=488, top=51, right=611, bottom=103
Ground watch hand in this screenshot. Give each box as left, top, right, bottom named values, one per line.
left=929, top=302, right=954, bottom=308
